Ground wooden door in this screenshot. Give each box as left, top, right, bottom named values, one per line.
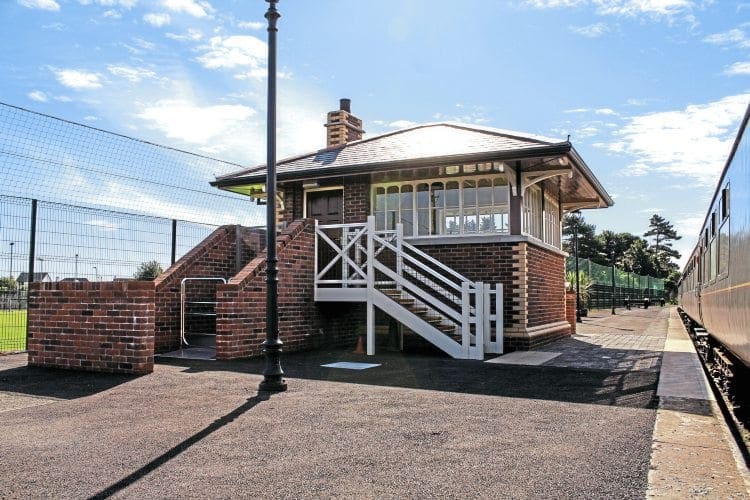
left=307, top=190, right=344, bottom=281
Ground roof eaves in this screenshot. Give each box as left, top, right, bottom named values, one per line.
left=569, top=146, right=614, bottom=207
left=212, top=143, right=572, bottom=189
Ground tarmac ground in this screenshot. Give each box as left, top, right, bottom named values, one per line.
left=0, top=306, right=747, bottom=498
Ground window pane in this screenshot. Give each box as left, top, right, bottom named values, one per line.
left=493, top=178, right=509, bottom=204
left=375, top=187, right=385, bottom=211
left=400, top=184, right=413, bottom=210
left=417, top=209, right=429, bottom=235
left=445, top=181, right=460, bottom=208
left=375, top=211, right=385, bottom=230
left=431, top=182, right=444, bottom=234
left=402, top=210, right=414, bottom=236
left=477, top=178, right=492, bottom=206
left=416, top=183, right=430, bottom=209
left=386, top=210, right=398, bottom=230
left=719, top=220, right=729, bottom=275
left=386, top=185, right=399, bottom=210
left=462, top=210, right=478, bottom=233
left=463, top=179, right=477, bottom=207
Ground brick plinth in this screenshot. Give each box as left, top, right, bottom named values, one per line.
left=27, top=281, right=155, bottom=374
left=416, top=238, right=569, bottom=351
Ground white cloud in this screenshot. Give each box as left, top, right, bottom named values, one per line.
left=18, top=0, right=60, bottom=10
left=388, top=120, right=419, bottom=129
left=144, top=12, right=170, bottom=27
left=703, top=28, right=748, bottom=45
left=107, top=64, right=157, bottom=82
left=564, top=108, right=590, bottom=113
left=238, top=20, right=264, bottom=30
left=595, top=108, right=618, bottom=115
left=54, top=69, right=103, bottom=90
left=78, top=0, right=137, bottom=7
left=610, top=93, right=750, bottom=185
left=160, top=0, right=213, bottom=18
left=103, top=9, right=121, bottom=18
left=83, top=115, right=99, bottom=121
left=28, top=90, right=49, bottom=102
left=137, top=99, right=256, bottom=144
left=165, top=28, right=203, bottom=41
left=197, top=35, right=266, bottom=70
left=54, top=95, right=72, bottom=102
left=525, top=0, right=700, bottom=20
left=569, top=23, right=609, bottom=37
left=724, top=61, right=750, bottom=76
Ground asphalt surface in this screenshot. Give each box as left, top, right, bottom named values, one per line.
left=0, top=313, right=663, bottom=499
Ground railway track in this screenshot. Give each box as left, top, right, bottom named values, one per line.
left=677, top=308, right=750, bottom=467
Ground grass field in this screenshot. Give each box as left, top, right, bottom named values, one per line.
left=0, top=309, right=27, bottom=351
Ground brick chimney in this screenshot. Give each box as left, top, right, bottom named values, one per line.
left=325, top=98, right=364, bottom=148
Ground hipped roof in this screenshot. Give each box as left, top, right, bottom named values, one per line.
left=211, top=122, right=613, bottom=207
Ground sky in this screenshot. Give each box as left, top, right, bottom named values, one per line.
left=2, top=0, right=750, bottom=269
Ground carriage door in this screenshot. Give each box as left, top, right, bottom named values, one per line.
left=307, top=189, right=344, bottom=281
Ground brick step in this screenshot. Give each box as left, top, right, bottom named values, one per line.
left=185, top=333, right=216, bottom=347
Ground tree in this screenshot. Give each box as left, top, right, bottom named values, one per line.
left=0, top=276, right=17, bottom=292
left=644, top=214, right=681, bottom=278
left=622, top=238, right=656, bottom=276
left=134, top=260, right=164, bottom=280
left=562, top=213, right=602, bottom=261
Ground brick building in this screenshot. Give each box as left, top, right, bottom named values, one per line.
left=27, top=99, right=611, bottom=374
left=211, top=99, right=612, bottom=359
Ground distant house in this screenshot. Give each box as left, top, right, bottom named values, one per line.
left=59, top=277, right=89, bottom=283
left=209, top=99, right=613, bottom=357
left=16, top=272, right=52, bottom=284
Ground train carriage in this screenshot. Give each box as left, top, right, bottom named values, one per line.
left=678, top=101, right=750, bottom=376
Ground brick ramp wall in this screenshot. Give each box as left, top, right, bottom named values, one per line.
left=27, top=281, right=155, bottom=374
left=153, top=225, right=263, bottom=353
left=216, top=220, right=319, bottom=359
left=566, top=291, right=576, bottom=335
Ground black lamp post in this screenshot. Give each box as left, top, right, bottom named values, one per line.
left=259, top=0, right=287, bottom=393
left=572, top=210, right=582, bottom=323
left=610, top=256, right=616, bottom=315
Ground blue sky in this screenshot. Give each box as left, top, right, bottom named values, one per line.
left=2, top=0, right=750, bottom=268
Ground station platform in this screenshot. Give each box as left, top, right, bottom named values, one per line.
left=491, top=307, right=750, bottom=497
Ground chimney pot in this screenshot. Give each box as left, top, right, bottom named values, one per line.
left=340, top=98, right=351, bottom=113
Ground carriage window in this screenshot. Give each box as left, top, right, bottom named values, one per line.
left=718, top=219, right=729, bottom=276
left=721, top=185, right=730, bottom=220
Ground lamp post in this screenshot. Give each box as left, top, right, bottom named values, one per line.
left=610, top=257, right=616, bottom=315
left=572, top=210, right=582, bottom=323
left=75, top=253, right=78, bottom=280
left=259, top=0, right=287, bottom=393
left=92, top=266, right=98, bottom=281
left=37, top=257, right=44, bottom=278
left=9, top=242, right=14, bottom=280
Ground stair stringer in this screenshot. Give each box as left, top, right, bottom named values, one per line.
left=371, top=289, right=481, bottom=360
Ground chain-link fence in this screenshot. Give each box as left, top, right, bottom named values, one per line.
left=566, top=257, right=665, bottom=310
left=0, top=103, right=261, bottom=352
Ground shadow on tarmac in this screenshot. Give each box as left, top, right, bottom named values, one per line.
left=88, top=392, right=271, bottom=499
left=0, top=365, right=136, bottom=400
left=159, top=348, right=660, bottom=410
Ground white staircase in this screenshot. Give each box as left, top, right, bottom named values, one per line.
left=314, top=216, right=503, bottom=360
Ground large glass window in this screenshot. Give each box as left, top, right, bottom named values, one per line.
left=373, top=174, right=510, bottom=237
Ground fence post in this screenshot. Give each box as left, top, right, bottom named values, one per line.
left=235, top=225, right=242, bottom=274
left=26, top=199, right=38, bottom=348
left=171, top=219, right=177, bottom=265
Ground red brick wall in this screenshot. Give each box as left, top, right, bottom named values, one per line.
left=566, top=291, right=576, bottom=335
left=412, top=242, right=518, bottom=330
left=27, top=281, right=155, bottom=374
left=216, top=220, right=318, bottom=359
left=153, top=225, right=264, bottom=353
left=343, top=175, right=369, bottom=223
left=526, top=244, right=566, bottom=328
left=282, top=182, right=304, bottom=224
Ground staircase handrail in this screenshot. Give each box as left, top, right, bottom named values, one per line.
left=373, top=260, right=463, bottom=324
left=372, top=231, right=476, bottom=296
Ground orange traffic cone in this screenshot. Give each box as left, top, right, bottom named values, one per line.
left=353, top=335, right=365, bottom=354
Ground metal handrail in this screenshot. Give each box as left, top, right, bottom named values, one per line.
left=180, top=277, right=226, bottom=347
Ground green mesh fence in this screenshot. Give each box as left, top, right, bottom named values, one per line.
left=566, top=258, right=664, bottom=289
left=566, top=257, right=665, bottom=310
